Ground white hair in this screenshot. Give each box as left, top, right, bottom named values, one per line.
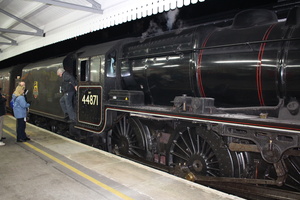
left=57, top=68, right=65, bottom=74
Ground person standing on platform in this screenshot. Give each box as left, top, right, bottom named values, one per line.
left=0, top=88, right=7, bottom=146
left=18, top=81, right=29, bottom=119
left=13, top=85, right=30, bottom=142
left=57, top=68, right=77, bottom=122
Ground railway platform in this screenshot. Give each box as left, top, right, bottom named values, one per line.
left=0, top=115, right=243, bottom=200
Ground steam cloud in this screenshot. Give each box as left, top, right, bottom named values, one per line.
left=141, top=8, right=180, bottom=39
left=166, top=8, right=179, bottom=30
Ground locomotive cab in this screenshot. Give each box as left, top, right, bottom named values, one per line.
left=75, top=39, right=137, bottom=132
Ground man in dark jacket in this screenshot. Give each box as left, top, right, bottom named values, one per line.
left=0, top=88, right=7, bottom=146
left=57, top=68, right=77, bottom=122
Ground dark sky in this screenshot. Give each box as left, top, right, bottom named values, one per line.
left=0, top=0, right=289, bottom=67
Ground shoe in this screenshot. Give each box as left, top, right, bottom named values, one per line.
left=25, top=137, right=31, bottom=141
left=17, top=139, right=26, bottom=142
left=1, top=137, right=6, bottom=140
left=0, top=141, right=5, bottom=146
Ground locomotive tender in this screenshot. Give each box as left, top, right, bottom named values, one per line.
left=1, top=6, right=300, bottom=192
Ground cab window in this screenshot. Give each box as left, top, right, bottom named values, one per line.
left=121, top=60, right=130, bottom=77
left=79, top=59, right=88, bottom=81
left=90, top=56, right=101, bottom=82
left=79, top=56, right=101, bottom=82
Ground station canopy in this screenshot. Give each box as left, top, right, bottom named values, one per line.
left=0, top=0, right=204, bottom=62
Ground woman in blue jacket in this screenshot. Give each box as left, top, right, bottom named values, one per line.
left=12, top=85, right=30, bottom=142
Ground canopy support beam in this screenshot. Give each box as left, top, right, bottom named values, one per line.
left=31, top=0, right=103, bottom=14
left=0, top=8, right=44, bottom=37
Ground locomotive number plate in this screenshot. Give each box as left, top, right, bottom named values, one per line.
left=78, top=86, right=102, bottom=126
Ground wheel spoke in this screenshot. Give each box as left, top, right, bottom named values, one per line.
left=179, top=132, right=192, bottom=156
left=284, top=156, right=300, bottom=191
left=207, top=160, right=219, bottom=165
left=125, top=118, right=130, bottom=135
left=187, top=127, right=196, bottom=154
left=170, top=151, right=189, bottom=161
left=206, top=151, right=215, bottom=161
left=196, top=134, right=200, bottom=154
left=115, top=126, right=122, bottom=137
left=201, top=139, right=206, bottom=155
left=173, top=140, right=190, bottom=157
left=130, top=145, right=145, bottom=150
left=113, top=131, right=121, bottom=140
left=202, top=142, right=211, bottom=157
left=207, top=169, right=220, bottom=177
left=129, top=148, right=143, bottom=157
left=289, top=157, right=300, bottom=174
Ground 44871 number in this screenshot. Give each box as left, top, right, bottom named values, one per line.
left=81, top=94, right=99, bottom=106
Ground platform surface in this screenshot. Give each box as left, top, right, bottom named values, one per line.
left=0, top=115, right=243, bottom=200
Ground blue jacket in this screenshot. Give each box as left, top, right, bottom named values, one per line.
left=12, top=94, right=30, bottom=119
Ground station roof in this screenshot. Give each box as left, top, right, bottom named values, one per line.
left=0, top=0, right=204, bottom=62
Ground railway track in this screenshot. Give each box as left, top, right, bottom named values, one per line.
left=198, top=181, right=300, bottom=200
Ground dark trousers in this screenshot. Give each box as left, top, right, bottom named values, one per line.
left=17, top=118, right=26, bottom=141
left=59, top=92, right=75, bottom=121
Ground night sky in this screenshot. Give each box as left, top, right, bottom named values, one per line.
left=0, top=0, right=286, bottom=68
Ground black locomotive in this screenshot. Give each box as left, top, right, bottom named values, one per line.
left=1, top=6, right=300, bottom=196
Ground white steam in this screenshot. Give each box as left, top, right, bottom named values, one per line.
left=141, top=8, right=180, bottom=39
left=166, top=8, right=179, bottom=30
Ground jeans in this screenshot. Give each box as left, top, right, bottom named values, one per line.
left=17, top=118, right=26, bottom=140
left=60, top=92, right=75, bottom=121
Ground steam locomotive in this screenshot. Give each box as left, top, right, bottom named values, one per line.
left=1, top=5, right=300, bottom=194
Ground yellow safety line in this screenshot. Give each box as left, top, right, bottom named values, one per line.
left=4, top=128, right=134, bottom=200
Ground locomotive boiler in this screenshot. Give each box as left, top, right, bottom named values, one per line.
left=9, top=6, right=300, bottom=195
